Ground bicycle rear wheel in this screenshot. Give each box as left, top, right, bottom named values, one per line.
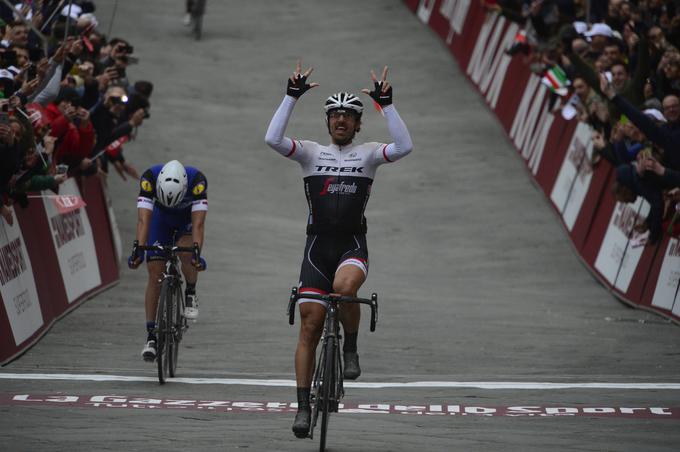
left=156, top=279, right=172, bottom=384
left=319, top=335, right=336, bottom=452
left=168, top=284, right=182, bottom=377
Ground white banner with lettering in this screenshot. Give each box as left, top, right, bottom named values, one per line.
left=651, top=239, right=680, bottom=315
left=550, top=122, right=595, bottom=231
left=0, top=209, right=43, bottom=345
left=594, top=198, right=650, bottom=292
left=43, top=179, right=101, bottom=303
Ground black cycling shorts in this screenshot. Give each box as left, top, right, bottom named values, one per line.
left=298, top=234, right=368, bottom=303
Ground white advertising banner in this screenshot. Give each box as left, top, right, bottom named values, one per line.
left=43, top=179, right=101, bottom=303
left=550, top=122, right=595, bottom=231
left=0, top=210, right=43, bottom=346
left=651, top=239, right=680, bottom=313
left=594, top=198, right=650, bottom=291
left=417, top=0, right=436, bottom=23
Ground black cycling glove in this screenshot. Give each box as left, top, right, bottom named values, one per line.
left=367, top=81, right=392, bottom=107
left=287, top=74, right=313, bottom=98
left=127, top=240, right=144, bottom=268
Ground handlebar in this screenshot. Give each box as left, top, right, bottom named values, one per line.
left=131, top=240, right=199, bottom=259
left=287, top=287, right=378, bottom=332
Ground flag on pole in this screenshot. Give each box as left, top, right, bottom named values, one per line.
left=541, top=65, right=570, bottom=96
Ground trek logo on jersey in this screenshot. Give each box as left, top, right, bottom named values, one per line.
left=315, top=166, right=364, bottom=173
left=192, top=182, right=206, bottom=196
left=319, top=177, right=358, bottom=196
left=141, top=179, right=153, bottom=193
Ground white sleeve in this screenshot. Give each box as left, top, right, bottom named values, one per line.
left=379, top=104, right=413, bottom=163
left=265, top=95, right=304, bottom=159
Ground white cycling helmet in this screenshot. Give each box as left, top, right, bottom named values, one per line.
left=156, top=160, right=188, bottom=208
left=324, top=92, right=363, bottom=116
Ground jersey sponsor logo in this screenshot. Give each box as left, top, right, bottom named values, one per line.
left=315, top=165, right=364, bottom=173
left=320, top=151, right=334, bottom=157
left=141, top=179, right=153, bottom=193
left=192, top=182, right=206, bottom=196
left=319, top=177, right=358, bottom=196
left=348, top=152, right=357, bottom=158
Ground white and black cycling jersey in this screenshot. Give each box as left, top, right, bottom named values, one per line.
left=265, top=95, right=413, bottom=234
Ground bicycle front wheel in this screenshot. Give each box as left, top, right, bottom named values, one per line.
left=156, top=279, right=172, bottom=384
left=319, top=335, right=336, bottom=452
left=168, top=283, right=182, bottom=377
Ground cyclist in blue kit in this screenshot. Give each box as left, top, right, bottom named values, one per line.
left=265, top=61, right=413, bottom=437
left=128, top=160, right=207, bottom=361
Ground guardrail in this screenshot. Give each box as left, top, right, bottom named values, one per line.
left=0, top=176, right=121, bottom=365
left=404, top=0, right=679, bottom=322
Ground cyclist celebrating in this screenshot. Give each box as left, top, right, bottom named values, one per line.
left=128, top=160, right=208, bottom=362
left=265, top=60, right=413, bottom=437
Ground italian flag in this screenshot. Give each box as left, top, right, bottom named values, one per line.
left=541, top=65, right=570, bottom=96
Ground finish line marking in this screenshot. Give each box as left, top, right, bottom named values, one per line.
left=1, top=393, right=679, bottom=419
left=1, top=373, right=680, bottom=389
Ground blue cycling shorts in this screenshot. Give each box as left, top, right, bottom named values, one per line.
left=146, top=206, right=192, bottom=261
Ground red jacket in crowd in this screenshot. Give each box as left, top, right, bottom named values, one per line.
left=44, top=103, right=96, bottom=167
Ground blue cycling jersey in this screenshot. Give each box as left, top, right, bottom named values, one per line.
left=137, top=164, right=208, bottom=213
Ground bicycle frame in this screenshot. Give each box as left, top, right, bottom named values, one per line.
left=287, top=287, right=378, bottom=449
left=135, top=243, right=196, bottom=383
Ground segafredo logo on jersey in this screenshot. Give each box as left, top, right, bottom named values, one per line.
left=315, top=165, right=363, bottom=173
left=320, top=177, right=358, bottom=196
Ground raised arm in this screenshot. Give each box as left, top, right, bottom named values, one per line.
left=265, top=60, right=318, bottom=158
left=363, top=66, right=413, bottom=163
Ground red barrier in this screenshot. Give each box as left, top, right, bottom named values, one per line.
left=406, top=0, right=679, bottom=322
left=0, top=177, right=120, bottom=365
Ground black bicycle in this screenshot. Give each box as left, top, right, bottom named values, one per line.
left=287, top=287, right=378, bottom=452
left=133, top=240, right=197, bottom=384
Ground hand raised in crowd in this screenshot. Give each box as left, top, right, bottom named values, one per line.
left=111, top=42, right=128, bottom=59
left=638, top=155, right=666, bottom=176
left=598, top=73, right=616, bottom=100
left=31, top=11, right=44, bottom=29
left=96, top=71, right=112, bottom=91
left=42, top=135, right=56, bottom=155
left=129, top=108, right=146, bottom=127
left=70, top=39, right=84, bottom=57
left=287, top=59, right=319, bottom=98
left=52, top=41, right=68, bottom=63
left=36, top=58, right=49, bottom=79
left=362, top=66, right=392, bottom=107
left=79, top=157, right=93, bottom=171
left=20, top=77, right=40, bottom=97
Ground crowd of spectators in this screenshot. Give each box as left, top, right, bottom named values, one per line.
left=486, top=0, right=680, bottom=245
left=0, top=0, right=150, bottom=227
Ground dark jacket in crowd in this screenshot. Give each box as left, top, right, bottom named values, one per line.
left=611, top=94, right=680, bottom=171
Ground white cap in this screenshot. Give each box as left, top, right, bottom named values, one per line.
left=573, top=21, right=588, bottom=35
left=61, top=4, right=82, bottom=20
left=585, top=23, right=613, bottom=39
left=643, top=108, right=667, bottom=123
left=0, top=69, right=14, bottom=80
